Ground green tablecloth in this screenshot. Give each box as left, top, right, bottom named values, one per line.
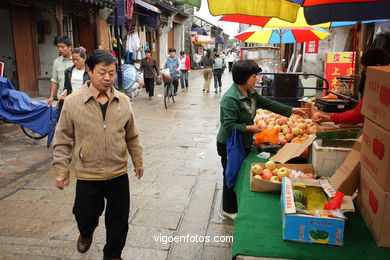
left=232, top=150, right=390, bottom=260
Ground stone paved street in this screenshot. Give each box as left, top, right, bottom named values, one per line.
left=0, top=70, right=234, bottom=260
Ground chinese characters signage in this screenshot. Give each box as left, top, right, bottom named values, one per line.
left=305, top=41, right=319, bottom=54
left=324, top=52, right=357, bottom=92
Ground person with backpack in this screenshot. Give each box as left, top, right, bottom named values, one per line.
left=163, top=48, right=181, bottom=96
left=213, top=53, right=223, bottom=93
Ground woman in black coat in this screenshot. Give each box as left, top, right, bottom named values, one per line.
left=140, top=50, right=160, bottom=100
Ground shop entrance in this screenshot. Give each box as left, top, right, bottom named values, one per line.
left=0, top=8, right=18, bottom=89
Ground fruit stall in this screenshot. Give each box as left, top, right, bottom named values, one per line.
left=230, top=67, right=390, bottom=260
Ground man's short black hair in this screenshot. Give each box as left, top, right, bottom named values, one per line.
left=54, top=36, right=72, bottom=46
left=86, top=50, right=117, bottom=71
left=232, top=60, right=262, bottom=85
left=215, top=53, right=220, bottom=57
left=169, top=48, right=176, bottom=53
left=180, top=51, right=185, bottom=55
left=361, top=48, right=390, bottom=67
left=145, top=49, right=151, bottom=54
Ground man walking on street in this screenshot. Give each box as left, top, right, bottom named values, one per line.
left=164, top=48, right=181, bottom=96
left=52, top=50, right=144, bottom=260
left=47, top=36, right=74, bottom=106
left=202, top=49, right=213, bottom=93
left=179, top=51, right=190, bottom=91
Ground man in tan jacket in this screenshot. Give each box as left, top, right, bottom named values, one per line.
left=52, top=50, right=143, bottom=260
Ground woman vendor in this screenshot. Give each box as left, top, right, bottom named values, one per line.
left=216, top=60, right=310, bottom=220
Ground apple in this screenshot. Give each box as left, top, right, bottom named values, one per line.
left=285, top=133, right=294, bottom=141
left=282, top=128, right=291, bottom=134
left=299, top=128, right=304, bottom=135
left=270, top=176, right=280, bottom=183
left=281, top=124, right=289, bottom=130
left=287, top=120, right=293, bottom=126
left=269, top=120, right=276, bottom=125
left=254, top=174, right=263, bottom=180
left=291, top=127, right=301, bottom=136
left=277, top=167, right=290, bottom=179
left=268, top=125, right=274, bottom=129
left=262, top=169, right=273, bottom=180
left=277, top=119, right=287, bottom=125
left=251, top=164, right=264, bottom=175
left=275, top=115, right=282, bottom=119
left=272, top=168, right=279, bottom=175
left=279, top=138, right=287, bottom=146
left=274, top=125, right=281, bottom=131
left=297, top=123, right=307, bottom=129
left=265, top=119, right=271, bottom=124
left=265, top=160, right=276, bottom=170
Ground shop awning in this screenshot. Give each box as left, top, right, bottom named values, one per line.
left=135, top=0, right=161, bottom=13
left=192, top=35, right=215, bottom=44
left=80, top=0, right=118, bottom=8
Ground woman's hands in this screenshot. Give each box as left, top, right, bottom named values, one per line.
left=246, top=125, right=262, bottom=133
left=291, top=107, right=311, bottom=119
left=312, top=111, right=331, bottom=123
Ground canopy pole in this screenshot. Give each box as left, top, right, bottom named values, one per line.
left=114, top=6, right=123, bottom=91
left=353, top=21, right=362, bottom=95
left=279, top=30, right=283, bottom=72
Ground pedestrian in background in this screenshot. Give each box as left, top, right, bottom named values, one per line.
left=202, top=49, right=213, bottom=93
left=64, top=47, right=89, bottom=95
left=140, top=50, right=160, bottom=100
left=53, top=50, right=144, bottom=260
left=179, top=51, right=190, bottom=91
left=227, top=50, right=237, bottom=72
left=213, top=53, right=223, bottom=94
left=163, top=48, right=181, bottom=96
left=47, top=36, right=74, bottom=106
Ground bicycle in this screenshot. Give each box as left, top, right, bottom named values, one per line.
left=0, top=117, right=47, bottom=140
left=162, top=73, right=175, bottom=109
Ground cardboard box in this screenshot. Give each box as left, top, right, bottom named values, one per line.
left=250, top=163, right=314, bottom=193
left=311, top=139, right=355, bottom=177
left=329, top=137, right=361, bottom=196
left=281, top=178, right=355, bottom=246
left=361, top=66, right=390, bottom=131
left=270, top=134, right=316, bottom=163
left=361, top=118, right=390, bottom=192
left=357, top=167, right=390, bottom=247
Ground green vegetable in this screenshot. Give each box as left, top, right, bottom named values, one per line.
left=293, top=189, right=307, bottom=204
left=295, top=201, right=307, bottom=210
left=310, top=229, right=329, bottom=240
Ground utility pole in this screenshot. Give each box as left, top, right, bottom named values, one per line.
left=114, top=6, right=123, bottom=91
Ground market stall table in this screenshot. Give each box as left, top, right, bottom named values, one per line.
left=232, top=149, right=390, bottom=260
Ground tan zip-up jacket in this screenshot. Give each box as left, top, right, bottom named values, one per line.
left=52, top=82, right=143, bottom=181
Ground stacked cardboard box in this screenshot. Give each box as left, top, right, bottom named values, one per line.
left=358, top=66, right=390, bottom=248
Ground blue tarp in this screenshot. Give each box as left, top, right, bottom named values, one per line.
left=0, top=77, right=57, bottom=146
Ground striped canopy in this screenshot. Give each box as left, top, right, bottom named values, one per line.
left=235, top=26, right=330, bottom=44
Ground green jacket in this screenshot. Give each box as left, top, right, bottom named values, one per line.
left=217, top=84, right=292, bottom=148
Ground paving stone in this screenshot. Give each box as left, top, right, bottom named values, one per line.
left=131, top=195, right=188, bottom=213
left=0, top=216, right=74, bottom=239
left=131, top=209, right=182, bottom=230
left=126, top=225, right=174, bottom=251
left=0, top=200, right=74, bottom=221
left=4, top=189, right=49, bottom=201
left=202, top=245, right=232, bottom=260
left=205, top=224, right=234, bottom=247
left=121, top=246, right=168, bottom=260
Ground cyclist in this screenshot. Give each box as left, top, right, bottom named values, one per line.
left=163, top=48, right=181, bottom=96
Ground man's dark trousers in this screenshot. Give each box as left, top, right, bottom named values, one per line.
left=73, top=173, right=129, bottom=259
